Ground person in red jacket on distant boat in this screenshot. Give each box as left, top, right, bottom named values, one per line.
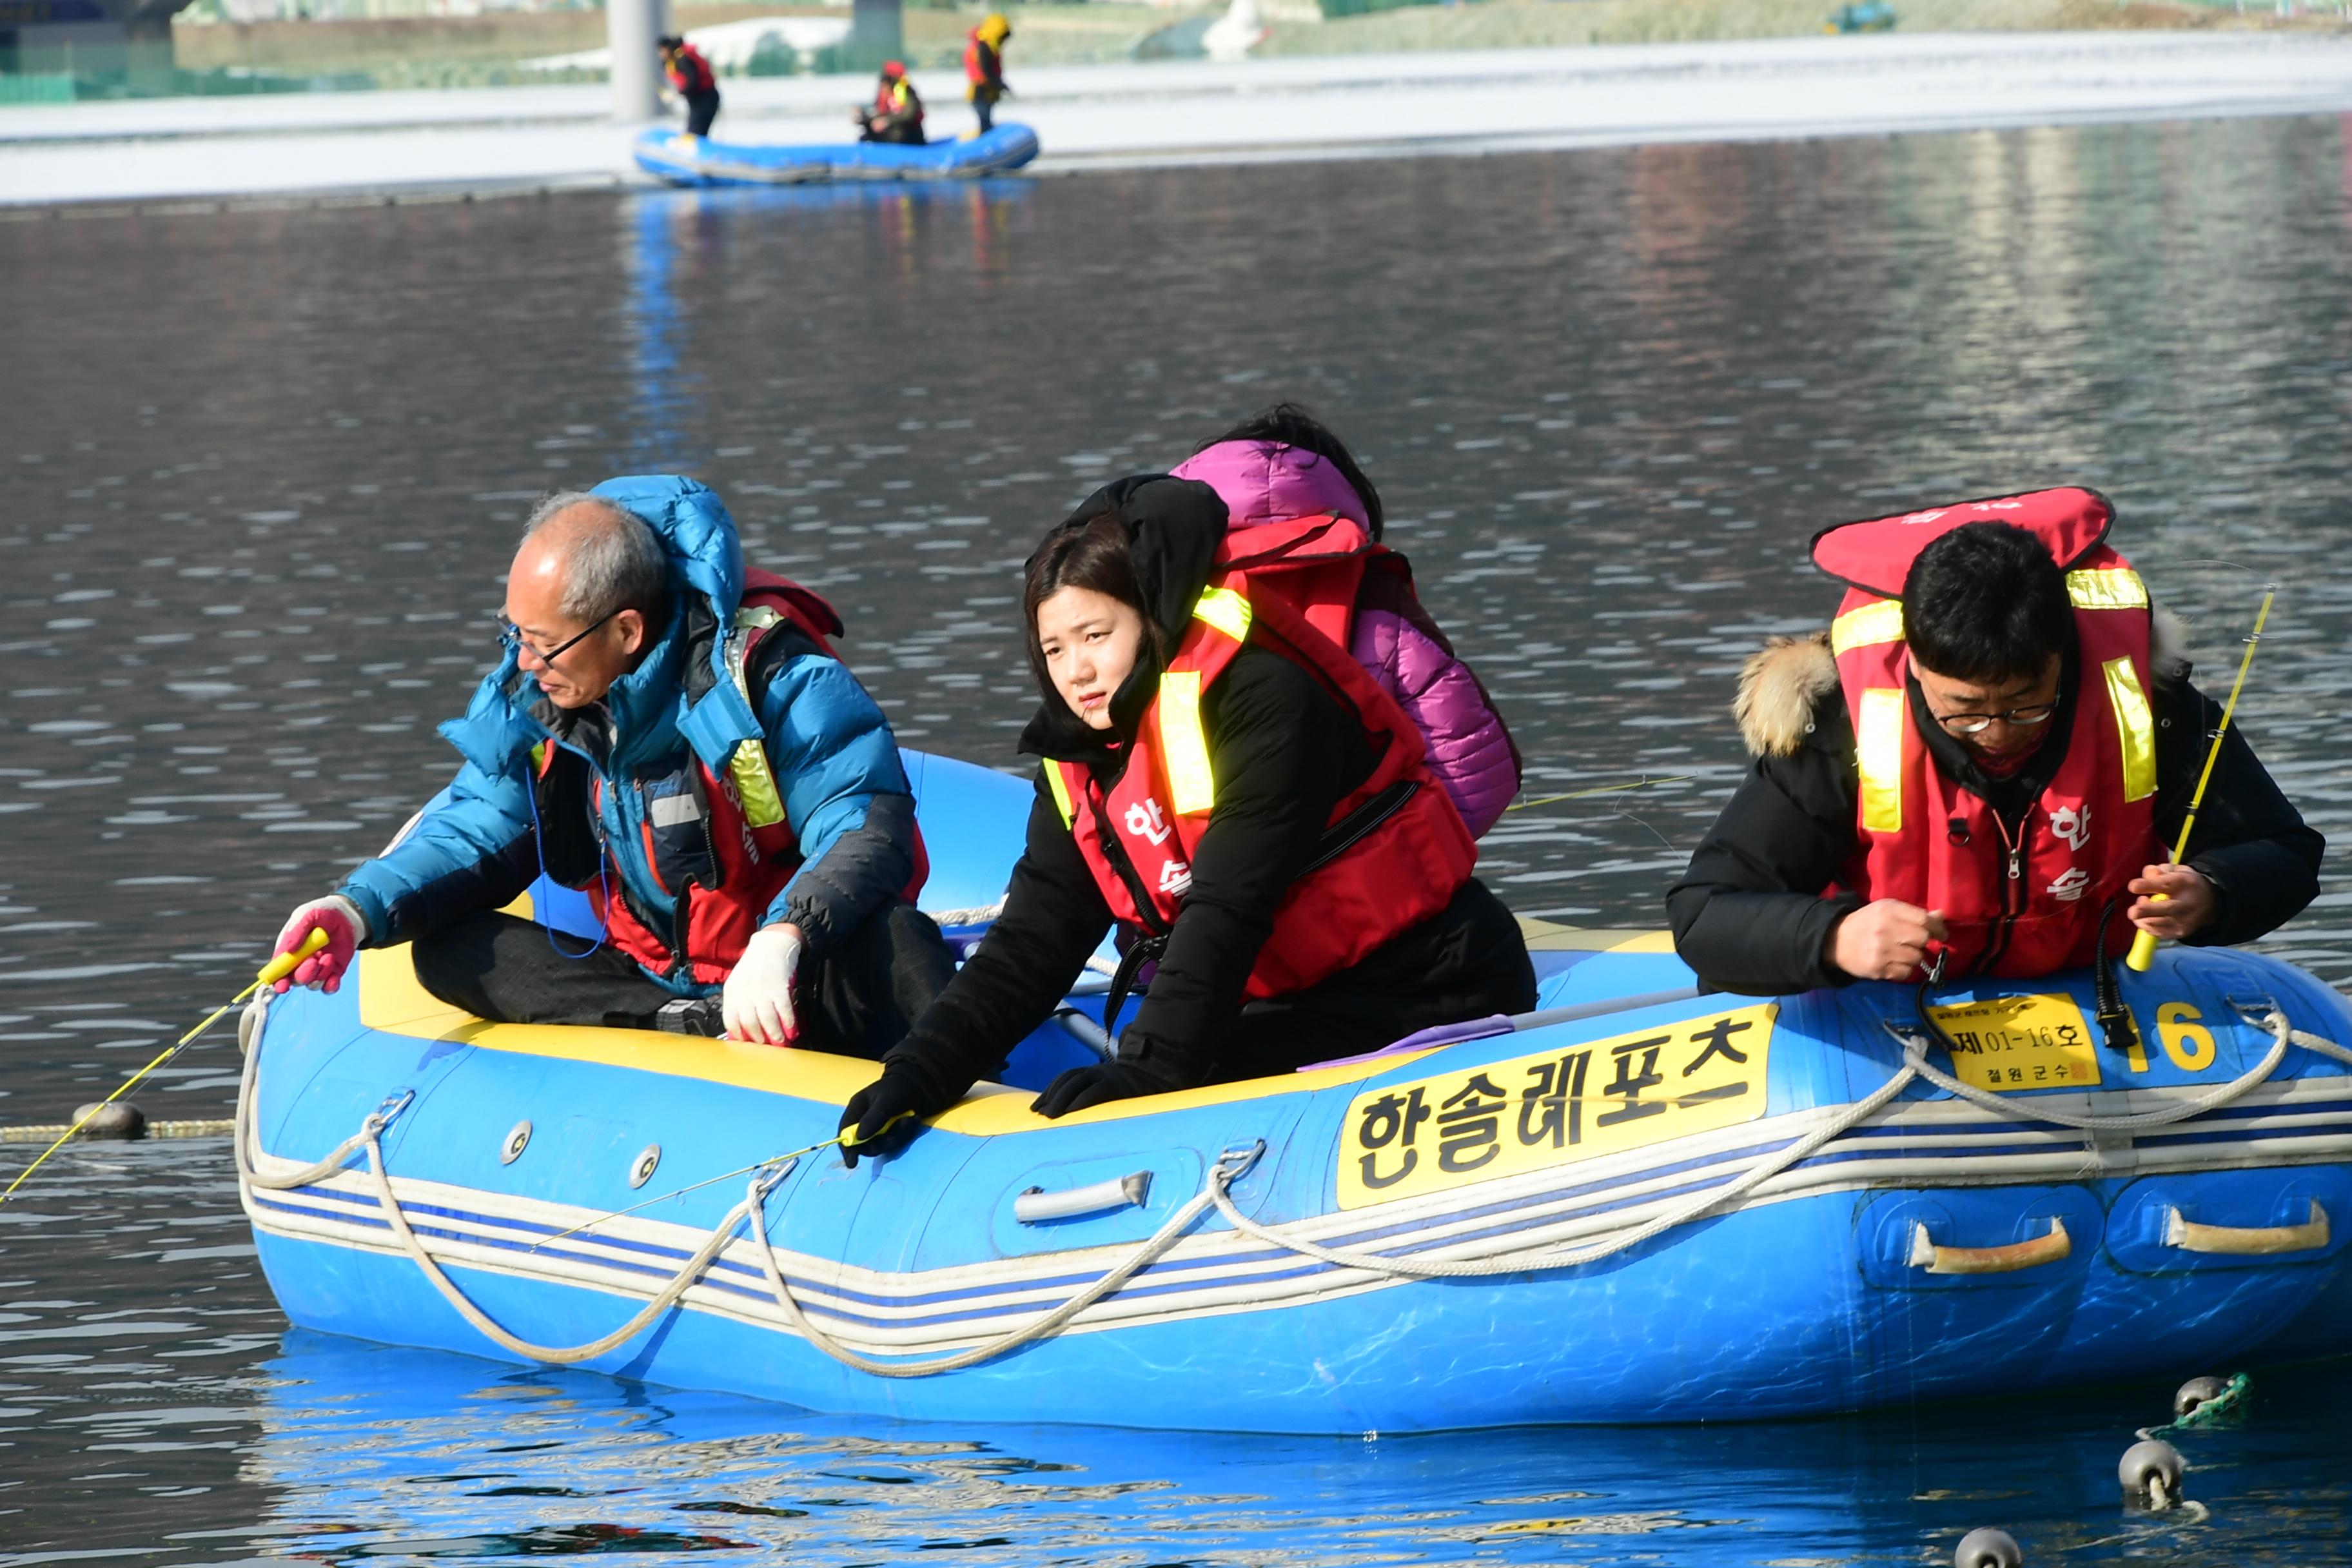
left=963, top=12, right=1011, bottom=135
left=837, top=471, right=1535, bottom=1161
left=1669, top=488, right=2320, bottom=995
left=660, top=35, right=722, bottom=139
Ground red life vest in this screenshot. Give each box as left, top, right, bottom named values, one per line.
left=963, top=35, right=1002, bottom=91
left=666, top=43, right=715, bottom=96
left=1042, top=517, right=1478, bottom=1000
left=1814, top=488, right=2160, bottom=978
left=551, top=568, right=926, bottom=986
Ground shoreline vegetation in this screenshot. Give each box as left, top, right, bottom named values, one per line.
left=168, top=0, right=2351, bottom=90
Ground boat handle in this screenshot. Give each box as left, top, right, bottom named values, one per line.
left=2164, top=1199, right=2329, bottom=1256
left=1015, top=1171, right=1152, bottom=1224
left=1909, top=1216, right=2072, bottom=1275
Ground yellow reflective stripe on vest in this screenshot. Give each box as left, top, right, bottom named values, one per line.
left=1831, top=598, right=1905, bottom=656
left=1158, top=669, right=1215, bottom=816
left=720, top=620, right=789, bottom=829
left=1044, top=760, right=1076, bottom=829
left=2102, top=656, right=2158, bottom=803
left=2066, top=568, right=2148, bottom=612
left=1192, top=587, right=1252, bottom=644
left=1857, top=686, right=1906, bottom=833
left=729, top=741, right=787, bottom=828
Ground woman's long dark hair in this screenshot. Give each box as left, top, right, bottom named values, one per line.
left=1021, top=509, right=1157, bottom=710
left=1197, top=400, right=1384, bottom=541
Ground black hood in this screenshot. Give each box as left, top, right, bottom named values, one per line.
left=1018, top=474, right=1228, bottom=763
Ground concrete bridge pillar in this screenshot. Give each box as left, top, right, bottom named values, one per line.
left=607, top=0, right=663, bottom=122
left=846, top=0, right=901, bottom=73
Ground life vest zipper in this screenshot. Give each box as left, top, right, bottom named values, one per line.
left=1977, top=805, right=2028, bottom=975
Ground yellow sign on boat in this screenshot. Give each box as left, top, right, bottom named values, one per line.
left=1335, top=1004, right=1777, bottom=1210
left=1927, top=992, right=2102, bottom=1091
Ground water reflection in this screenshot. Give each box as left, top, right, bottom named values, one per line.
left=1, top=116, right=2349, bottom=1559
left=224, top=1333, right=2352, bottom=1567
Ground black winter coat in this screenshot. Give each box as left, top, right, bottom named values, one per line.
left=1667, top=640, right=2322, bottom=996
left=881, top=477, right=1534, bottom=1111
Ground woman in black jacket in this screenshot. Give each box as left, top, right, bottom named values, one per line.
left=839, top=476, right=1533, bottom=1158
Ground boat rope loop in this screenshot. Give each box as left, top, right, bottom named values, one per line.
left=737, top=1143, right=1264, bottom=1378
left=239, top=994, right=2352, bottom=1371
left=1200, top=1010, right=2347, bottom=1284
left=355, top=1117, right=768, bottom=1367
left=236, top=1030, right=778, bottom=1369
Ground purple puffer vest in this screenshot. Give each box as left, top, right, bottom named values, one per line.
left=1170, top=440, right=1522, bottom=838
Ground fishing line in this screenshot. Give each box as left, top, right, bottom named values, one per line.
left=529, top=1112, right=912, bottom=1252
left=0, top=927, right=331, bottom=1206
left=1505, top=775, right=1692, bottom=812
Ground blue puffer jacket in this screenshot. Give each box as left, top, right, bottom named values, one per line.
left=339, top=475, right=917, bottom=996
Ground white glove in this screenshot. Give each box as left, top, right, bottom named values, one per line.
left=723, top=923, right=804, bottom=1046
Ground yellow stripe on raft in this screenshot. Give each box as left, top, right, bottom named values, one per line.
left=352, top=946, right=1440, bottom=1131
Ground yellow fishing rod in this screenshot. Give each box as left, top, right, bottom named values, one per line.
left=2127, top=589, right=2276, bottom=972
left=0, top=927, right=330, bottom=1206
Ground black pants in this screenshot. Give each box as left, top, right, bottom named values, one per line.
left=1204, top=878, right=1538, bottom=1081
left=411, top=902, right=954, bottom=1061
left=685, top=88, right=721, bottom=138
left=972, top=90, right=998, bottom=135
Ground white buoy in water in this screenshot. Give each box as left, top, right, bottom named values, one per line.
left=70, top=1102, right=146, bottom=1140
left=2121, top=1438, right=2186, bottom=1509
left=1955, top=1526, right=2023, bottom=1568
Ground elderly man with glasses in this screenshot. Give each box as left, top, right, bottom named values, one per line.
left=1668, top=489, right=2320, bottom=995
left=267, top=478, right=954, bottom=1054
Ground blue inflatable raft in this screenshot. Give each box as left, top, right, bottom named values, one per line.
left=634, top=124, right=1039, bottom=186
left=237, top=751, right=2352, bottom=1433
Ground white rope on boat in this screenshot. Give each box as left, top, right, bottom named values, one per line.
left=1892, top=1013, right=2298, bottom=1133
left=1210, top=1052, right=1923, bottom=1280
left=237, top=970, right=2352, bottom=1370
left=355, top=1128, right=763, bottom=1367
left=1200, top=1011, right=2337, bottom=1283
left=235, top=999, right=770, bottom=1367
left=738, top=1150, right=1252, bottom=1378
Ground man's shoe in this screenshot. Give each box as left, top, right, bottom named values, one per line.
left=655, top=996, right=724, bottom=1037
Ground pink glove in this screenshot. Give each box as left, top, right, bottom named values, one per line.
left=273, top=896, right=366, bottom=994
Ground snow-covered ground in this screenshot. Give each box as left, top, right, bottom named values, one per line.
left=6, top=31, right=2352, bottom=207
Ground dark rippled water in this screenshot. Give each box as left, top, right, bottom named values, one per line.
left=4, top=117, right=2351, bottom=1563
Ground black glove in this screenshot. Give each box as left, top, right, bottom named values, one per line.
left=839, top=1070, right=934, bottom=1168
left=1029, top=1058, right=1186, bottom=1119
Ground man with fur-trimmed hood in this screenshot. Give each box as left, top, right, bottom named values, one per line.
left=1668, top=490, right=2320, bottom=996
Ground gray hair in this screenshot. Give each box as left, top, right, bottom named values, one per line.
left=522, top=491, right=672, bottom=627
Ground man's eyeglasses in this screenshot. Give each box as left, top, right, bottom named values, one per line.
left=497, top=610, right=617, bottom=667
left=1932, top=701, right=2059, bottom=737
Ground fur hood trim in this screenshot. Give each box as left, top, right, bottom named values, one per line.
left=1735, top=633, right=1839, bottom=758
left=1734, top=603, right=2193, bottom=759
